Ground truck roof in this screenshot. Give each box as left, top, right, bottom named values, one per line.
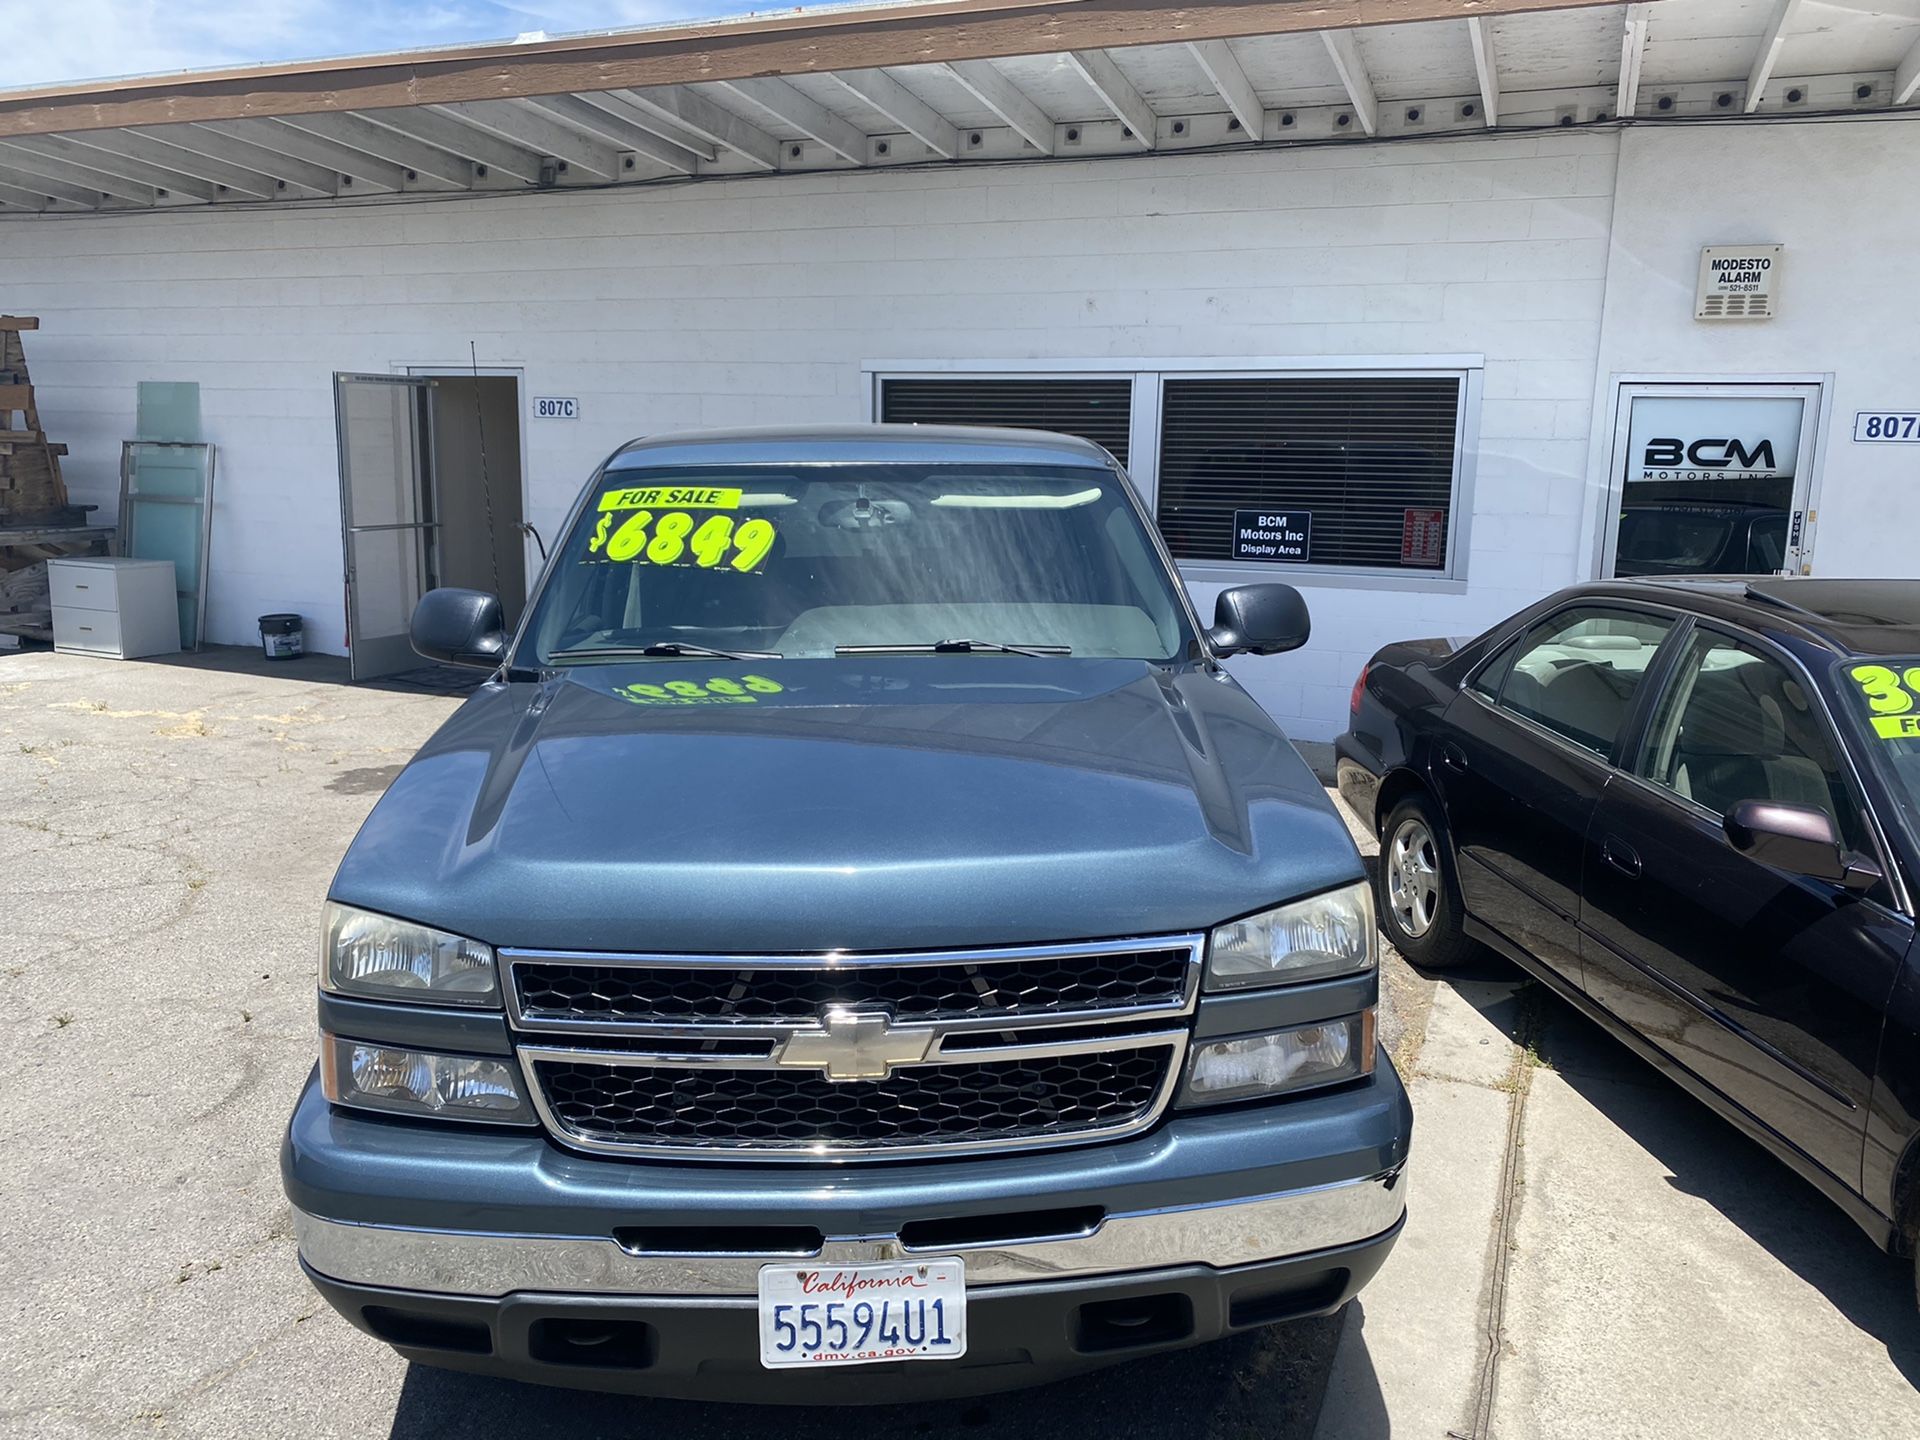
left=605, top=423, right=1117, bottom=471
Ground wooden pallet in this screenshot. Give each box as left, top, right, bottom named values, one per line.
left=0, top=316, right=70, bottom=524
left=0, top=317, right=99, bottom=640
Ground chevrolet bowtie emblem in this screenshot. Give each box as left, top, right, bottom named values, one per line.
left=776, top=1007, right=936, bottom=1082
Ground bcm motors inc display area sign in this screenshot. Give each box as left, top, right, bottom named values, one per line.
left=1233, top=510, right=1310, bottom=562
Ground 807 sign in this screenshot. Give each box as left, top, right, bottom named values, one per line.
left=1853, top=412, right=1920, bottom=443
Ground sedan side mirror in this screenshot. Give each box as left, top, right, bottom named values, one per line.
left=411, top=588, right=509, bottom=669
left=1208, top=583, right=1311, bottom=657
left=1723, top=800, right=1883, bottom=891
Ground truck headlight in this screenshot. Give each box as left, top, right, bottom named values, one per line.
left=1184, top=1013, right=1375, bottom=1105
left=322, top=902, right=499, bottom=1007
left=321, top=1035, right=534, bottom=1124
left=1206, top=882, right=1374, bottom=990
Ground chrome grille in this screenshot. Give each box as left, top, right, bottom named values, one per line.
left=503, top=936, right=1203, bottom=1161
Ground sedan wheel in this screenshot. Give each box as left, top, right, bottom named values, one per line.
left=1387, top=817, right=1442, bottom=938
left=1376, top=795, right=1473, bottom=969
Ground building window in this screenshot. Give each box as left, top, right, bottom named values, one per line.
left=878, top=377, right=1133, bottom=465
left=1156, top=376, right=1462, bottom=571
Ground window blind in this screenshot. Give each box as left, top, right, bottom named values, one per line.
left=878, top=378, right=1132, bottom=465
left=1156, top=376, right=1461, bottom=569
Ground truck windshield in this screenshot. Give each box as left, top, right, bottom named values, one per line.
left=1834, top=657, right=1920, bottom=849
left=522, top=463, right=1193, bottom=665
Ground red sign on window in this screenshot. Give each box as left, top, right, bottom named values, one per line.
left=1401, top=509, right=1446, bottom=567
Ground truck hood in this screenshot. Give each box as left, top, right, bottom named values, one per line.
left=331, top=657, right=1361, bottom=952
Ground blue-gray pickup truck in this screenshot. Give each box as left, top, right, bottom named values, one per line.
left=283, top=425, right=1411, bottom=1401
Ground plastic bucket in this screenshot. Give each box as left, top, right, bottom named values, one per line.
left=258, top=613, right=304, bottom=660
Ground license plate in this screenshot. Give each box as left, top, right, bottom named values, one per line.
left=757, top=1258, right=967, bottom=1369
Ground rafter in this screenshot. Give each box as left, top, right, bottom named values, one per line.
left=1186, top=40, right=1262, bottom=140
left=943, top=60, right=1055, bottom=154
left=1896, top=33, right=1920, bottom=106
left=0, top=139, right=157, bottom=204
left=1745, top=0, right=1804, bottom=113
left=196, top=119, right=408, bottom=192
left=1465, top=18, right=1499, bottom=127
left=432, top=101, right=622, bottom=180
left=278, top=112, right=470, bottom=186
left=0, top=133, right=217, bottom=200
left=128, top=124, right=336, bottom=197
left=60, top=129, right=279, bottom=198
left=357, top=107, right=545, bottom=183
left=1320, top=29, right=1378, bottom=136
left=710, top=77, right=870, bottom=165
left=1617, top=3, right=1652, bottom=119
left=0, top=164, right=105, bottom=207
left=0, top=179, right=66, bottom=210
left=824, top=69, right=959, bottom=158
left=519, top=94, right=703, bottom=174
left=619, top=87, right=779, bottom=171
left=1066, top=50, right=1157, bottom=148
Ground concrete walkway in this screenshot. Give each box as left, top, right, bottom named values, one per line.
left=1314, top=957, right=1920, bottom=1439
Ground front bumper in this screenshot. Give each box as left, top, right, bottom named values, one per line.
left=285, top=1054, right=1410, bottom=1399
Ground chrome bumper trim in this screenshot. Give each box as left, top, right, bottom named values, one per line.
left=294, top=1165, right=1406, bottom=1299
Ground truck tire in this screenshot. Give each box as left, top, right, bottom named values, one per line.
left=1376, top=795, right=1475, bottom=970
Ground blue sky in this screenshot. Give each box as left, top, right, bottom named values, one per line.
left=0, top=0, right=777, bottom=90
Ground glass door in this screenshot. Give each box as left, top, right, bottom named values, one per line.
left=334, top=374, right=437, bottom=680
left=1603, top=383, right=1821, bottom=579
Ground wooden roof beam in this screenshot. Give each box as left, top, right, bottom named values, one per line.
left=943, top=60, right=1054, bottom=154
left=1321, top=29, right=1379, bottom=136
left=1617, top=3, right=1651, bottom=119
left=0, top=164, right=106, bottom=207
left=194, top=118, right=409, bottom=192
left=432, top=101, right=622, bottom=180
left=1186, top=40, right=1262, bottom=140
left=356, top=106, right=546, bottom=183
left=0, top=139, right=157, bottom=204
left=824, top=69, right=960, bottom=159
left=619, top=86, right=780, bottom=171
left=59, top=129, right=276, bottom=197
left=1896, top=32, right=1920, bottom=106
left=1066, top=50, right=1156, bottom=148
left=1465, top=17, right=1499, bottom=127
left=127, top=123, right=336, bottom=197
left=710, top=77, right=869, bottom=165
left=277, top=112, right=472, bottom=186
left=518, top=93, right=704, bottom=173
left=1745, top=0, right=1804, bottom=113
left=0, top=132, right=217, bottom=200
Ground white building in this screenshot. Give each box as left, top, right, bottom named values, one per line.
left=3, top=0, right=1918, bottom=737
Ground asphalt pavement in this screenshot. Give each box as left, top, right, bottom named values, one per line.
left=1, top=645, right=1913, bottom=1438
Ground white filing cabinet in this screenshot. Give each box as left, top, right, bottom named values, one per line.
left=48, top=557, right=182, bottom=659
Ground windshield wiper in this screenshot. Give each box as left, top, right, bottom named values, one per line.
left=834, top=639, right=1071, bottom=657
left=546, top=641, right=781, bottom=662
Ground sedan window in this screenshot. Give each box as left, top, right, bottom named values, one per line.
left=1481, top=607, right=1674, bottom=758
left=1637, top=632, right=1859, bottom=848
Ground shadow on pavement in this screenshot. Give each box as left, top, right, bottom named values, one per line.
left=386, top=1310, right=1352, bottom=1440
left=109, top=641, right=487, bottom=697
left=1449, top=974, right=1920, bottom=1391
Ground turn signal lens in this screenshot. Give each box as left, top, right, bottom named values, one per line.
left=321, top=1036, right=534, bottom=1125
left=1183, top=1012, right=1376, bottom=1106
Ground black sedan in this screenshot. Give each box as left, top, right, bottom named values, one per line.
left=1336, top=577, right=1920, bottom=1302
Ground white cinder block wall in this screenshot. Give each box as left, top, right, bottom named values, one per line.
left=10, top=121, right=1912, bottom=738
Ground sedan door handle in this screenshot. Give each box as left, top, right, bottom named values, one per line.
left=1602, top=836, right=1642, bottom=879
left=1440, top=742, right=1469, bottom=774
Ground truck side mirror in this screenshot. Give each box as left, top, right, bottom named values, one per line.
left=1208, top=584, right=1311, bottom=657
left=411, top=588, right=508, bottom=669
left=1723, top=800, right=1882, bottom=891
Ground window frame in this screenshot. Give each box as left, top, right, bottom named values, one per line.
left=864, top=356, right=1484, bottom=587
left=1466, top=601, right=1685, bottom=766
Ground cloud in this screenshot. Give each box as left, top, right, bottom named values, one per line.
left=0, top=0, right=759, bottom=90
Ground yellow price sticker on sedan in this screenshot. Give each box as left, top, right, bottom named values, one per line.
left=616, top=676, right=785, bottom=706
left=1847, top=663, right=1920, bottom=739
left=587, top=488, right=777, bottom=572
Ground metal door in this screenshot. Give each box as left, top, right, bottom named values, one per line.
left=334, top=374, right=436, bottom=680
left=1602, top=382, right=1823, bottom=579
